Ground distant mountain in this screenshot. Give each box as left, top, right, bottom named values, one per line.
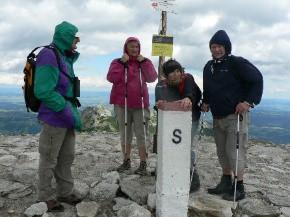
left=0, top=87, right=289, bottom=144
left=249, top=99, right=290, bottom=144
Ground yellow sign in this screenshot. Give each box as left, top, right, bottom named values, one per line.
left=152, top=35, right=173, bottom=57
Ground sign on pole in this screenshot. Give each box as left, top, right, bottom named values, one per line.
left=152, top=34, right=173, bottom=57
left=151, top=0, right=176, bottom=13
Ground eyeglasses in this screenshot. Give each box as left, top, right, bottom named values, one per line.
left=75, top=37, right=80, bottom=42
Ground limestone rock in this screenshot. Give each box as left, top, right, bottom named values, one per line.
left=119, top=176, right=155, bottom=205
left=0, top=131, right=289, bottom=216
left=0, top=197, right=4, bottom=208
left=188, top=193, right=232, bottom=217
left=24, top=202, right=47, bottom=217
left=113, top=197, right=135, bottom=211
left=147, top=193, right=156, bottom=210
left=15, top=152, right=39, bottom=170
left=42, top=213, right=55, bottom=217
left=0, top=155, right=17, bottom=166
left=11, top=168, right=36, bottom=184
left=117, top=203, right=151, bottom=217
left=281, top=207, right=290, bottom=217
left=74, top=180, right=90, bottom=199
left=7, top=186, right=32, bottom=199
left=102, top=171, right=120, bottom=184
left=235, top=198, right=280, bottom=217
left=76, top=201, right=100, bottom=217
left=81, top=106, right=117, bottom=132
left=0, top=179, right=31, bottom=199
left=266, top=193, right=290, bottom=207
left=90, top=181, right=119, bottom=201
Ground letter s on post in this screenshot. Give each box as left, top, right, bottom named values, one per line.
left=172, top=129, right=182, bottom=144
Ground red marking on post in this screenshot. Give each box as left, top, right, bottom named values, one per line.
left=157, top=101, right=192, bottom=111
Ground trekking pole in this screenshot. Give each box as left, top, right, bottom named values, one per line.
left=138, top=66, right=148, bottom=156
left=124, top=64, right=128, bottom=158
left=190, top=112, right=205, bottom=188
left=233, top=113, right=241, bottom=208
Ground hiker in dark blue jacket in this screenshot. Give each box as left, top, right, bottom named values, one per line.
left=201, top=30, right=263, bottom=201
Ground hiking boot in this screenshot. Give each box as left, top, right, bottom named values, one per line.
left=45, top=199, right=64, bottom=212
left=222, top=182, right=246, bottom=201
left=57, top=194, right=82, bottom=206
left=207, top=175, right=232, bottom=195
left=190, top=170, right=200, bottom=193
left=134, top=161, right=147, bottom=176
left=117, top=159, right=131, bottom=172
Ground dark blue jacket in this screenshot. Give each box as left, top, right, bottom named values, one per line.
left=203, top=55, right=263, bottom=117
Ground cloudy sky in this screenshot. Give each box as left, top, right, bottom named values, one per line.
left=0, top=0, right=290, bottom=99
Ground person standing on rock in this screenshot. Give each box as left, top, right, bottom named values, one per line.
left=201, top=30, right=263, bottom=201
left=34, top=21, right=82, bottom=211
left=155, top=59, right=202, bottom=193
left=107, top=37, right=158, bottom=175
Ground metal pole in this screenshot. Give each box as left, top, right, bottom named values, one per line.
left=233, top=114, right=240, bottom=208
left=124, top=65, right=128, bottom=157
left=139, top=67, right=148, bottom=155
left=158, top=11, right=167, bottom=81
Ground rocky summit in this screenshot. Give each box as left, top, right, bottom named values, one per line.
left=0, top=108, right=289, bottom=217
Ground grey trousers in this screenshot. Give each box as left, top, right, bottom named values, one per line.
left=37, top=122, right=75, bottom=201
left=213, top=113, right=248, bottom=173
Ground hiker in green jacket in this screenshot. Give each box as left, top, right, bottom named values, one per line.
left=34, top=21, right=82, bottom=211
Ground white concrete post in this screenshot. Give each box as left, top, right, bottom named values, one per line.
left=156, top=101, right=192, bottom=217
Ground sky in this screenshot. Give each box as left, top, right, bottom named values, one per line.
left=0, top=0, right=290, bottom=100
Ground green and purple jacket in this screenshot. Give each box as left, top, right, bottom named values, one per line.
left=34, top=21, right=81, bottom=130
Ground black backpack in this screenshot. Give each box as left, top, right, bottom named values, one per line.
left=22, top=45, right=72, bottom=112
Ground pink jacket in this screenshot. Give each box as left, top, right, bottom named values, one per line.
left=107, top=37, right=157, bottom=108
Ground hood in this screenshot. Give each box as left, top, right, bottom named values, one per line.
left=123, top=37, right=140, bottom=60
left=209, top=30, right=232, bottom=54
left=53, top=21, right=78, bottom=53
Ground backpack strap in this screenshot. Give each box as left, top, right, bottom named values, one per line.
left=28, top=45, right=74, bottom=82
left=43, top=45, right=74, bottom=82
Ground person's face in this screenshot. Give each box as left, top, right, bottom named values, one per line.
left=126, top=41, right=139, bottom=56
left=71, top=37, right=80, bottom=52
left=210, top=43, right=225, bottom=59
left=167, top=69, right=182, bottom=86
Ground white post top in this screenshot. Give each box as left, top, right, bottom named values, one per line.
left=156, top=101, right=192, bottom=217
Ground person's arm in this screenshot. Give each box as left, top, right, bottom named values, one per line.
left=107, top=59, right=125, bottom=84
left=34, top=49, right=66, bottom=112
left=182, top=75, right=194, bottom=102
left=139, top=58, right=158, bottom=83
left=235, top=57, right=263, bottom=106
left=201, top=63, right=210, bottom=112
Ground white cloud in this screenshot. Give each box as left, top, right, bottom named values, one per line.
left=0, top=0, right=290, bottom=99
left=0, top=73, right=23, bottom=86
left=79, top=75, right=111, bottom=90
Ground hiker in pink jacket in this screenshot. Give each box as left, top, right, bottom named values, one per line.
left=107, top=37, right=157, bottom=175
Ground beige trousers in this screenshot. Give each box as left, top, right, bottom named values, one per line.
left=114, top=105, right=150, bottom=147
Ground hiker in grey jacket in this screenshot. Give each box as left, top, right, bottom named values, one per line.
left=201, top=30, right=263, bottom=201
